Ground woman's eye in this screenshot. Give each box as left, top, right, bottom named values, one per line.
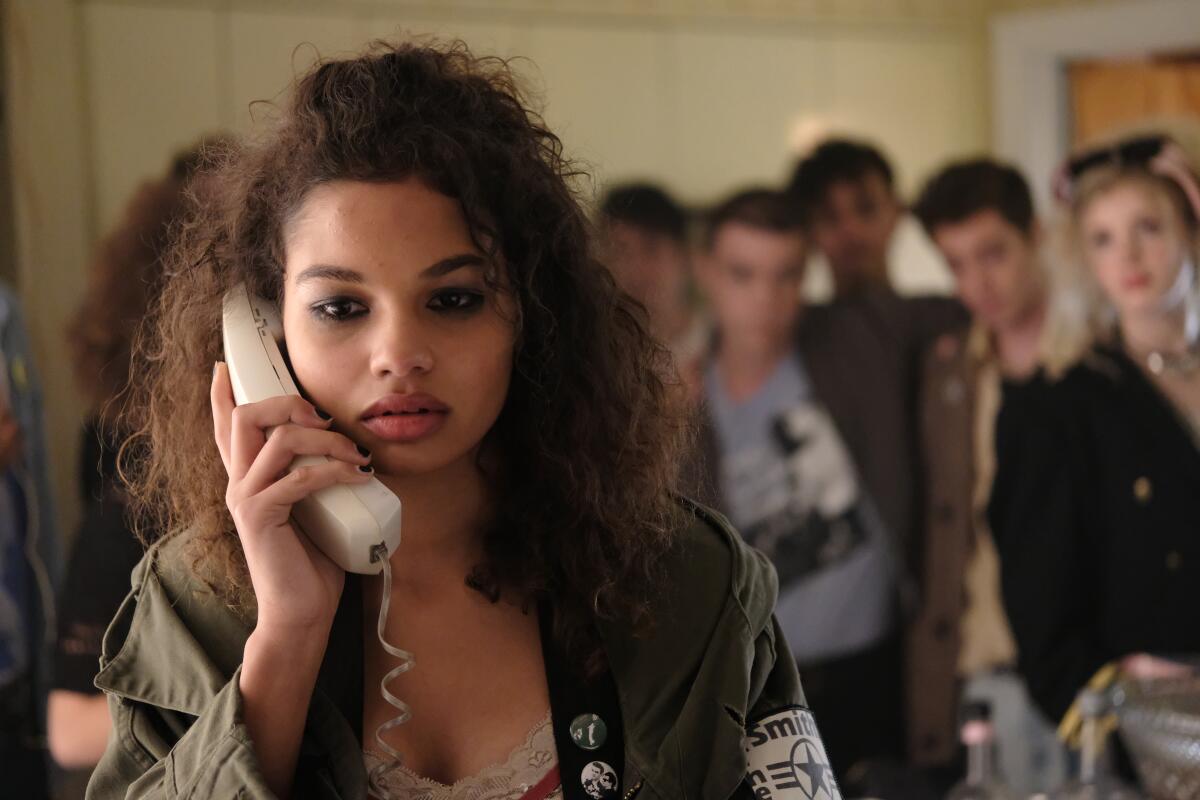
left=1136, top=217, right=1162, bottom=235
left=428, top=289, right=484, bottom=313
left=1088, top=230, right=1112, bottom=250
left=730, top=265, right=753, bottom=285
left=310, top=298, right=366, bottom=321
left=982, top=242, right=1008, bottom=265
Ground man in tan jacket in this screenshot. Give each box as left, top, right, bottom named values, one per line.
left=908, top=159, right=1064, bottom=793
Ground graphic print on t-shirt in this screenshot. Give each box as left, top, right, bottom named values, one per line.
left=729, top=403, right=871, bottom=587
left=708, top=357, right=894, bottom=661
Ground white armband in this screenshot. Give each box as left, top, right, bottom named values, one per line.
left=744, top=706, right=842, bottom=800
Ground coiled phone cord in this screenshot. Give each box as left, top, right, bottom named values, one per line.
left=367, top=542, right=415, bottom=797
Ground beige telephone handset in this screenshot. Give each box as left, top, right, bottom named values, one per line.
left=221, top=283, right=402, bottom=573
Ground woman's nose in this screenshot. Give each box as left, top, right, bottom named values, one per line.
left=369, top=316, right=435, bottom=378
left=1123, top=231, right=1144, bottom=263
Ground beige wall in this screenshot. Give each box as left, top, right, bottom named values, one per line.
left=81, top=4, right=992, bottom=231
left=9, top=0, right=1005, bottom=541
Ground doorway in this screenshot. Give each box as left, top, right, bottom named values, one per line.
left=1069, top=52, right=1200, bottom=146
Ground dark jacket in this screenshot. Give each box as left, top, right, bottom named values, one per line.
left=989, top=345, right=1200, bottom=724
left=690, top=287, right=966, bottom=588
left=86, top=500, right=811, bottom=799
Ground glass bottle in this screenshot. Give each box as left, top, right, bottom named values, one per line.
left=949, top=700, right=1015, bottom=800
left=1056, top=689, right=1141, bottom=800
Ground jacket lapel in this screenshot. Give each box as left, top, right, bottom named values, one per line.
left=1099, top=346, right=1200, bottom=484
left=94, top=558, right=248, bottom=716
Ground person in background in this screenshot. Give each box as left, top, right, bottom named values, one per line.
left=787, top=138, right=903, bottom=299
left=0, top=280, right=60, bottom=799
left=689, top=187, right=960, bottom=790
left=598, top=183, right=708, bottom=382
left=989, top=133, right=1200, bottom=740
left=908, top=159, right=1064, bottom=794
left=48, top=143, right=208, bottom=771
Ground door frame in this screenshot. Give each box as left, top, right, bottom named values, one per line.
left=991, top=0, right=1200, bottom=213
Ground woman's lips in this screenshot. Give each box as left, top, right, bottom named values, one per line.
left=362, top=410, right=448, bottom=443
left=1122, top=273, right=1153, bottom=291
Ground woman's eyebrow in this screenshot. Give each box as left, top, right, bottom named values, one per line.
left=294, top=254, right=485, bottom=286
left=294, top=265, right=364, bottom=286
left=421, top=253, right=486, bottom=278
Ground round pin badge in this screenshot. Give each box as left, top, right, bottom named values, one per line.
left=580, top=760, right=619, bottom=799
left=569, top=713, right=607, bottom=751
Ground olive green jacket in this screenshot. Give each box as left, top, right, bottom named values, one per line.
left=86, top=502, right=808, bottom=799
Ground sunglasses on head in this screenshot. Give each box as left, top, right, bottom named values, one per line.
left=1066, top=134, right=1169, bottom=181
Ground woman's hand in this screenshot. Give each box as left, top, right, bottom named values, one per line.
left=1121, top=653, right=1197, bottom=680
left=210, top=361, right=372, bottom=634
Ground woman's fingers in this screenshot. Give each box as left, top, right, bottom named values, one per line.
left=211, top=362, right=235, bottom=473
left=237, top=426, right=370, bottom=498
left=212, top=360, right=335, bottom=481
left=227, top=392, right=332, bottom=481
left=1122, top=652, right=1196, bottom=679
left=230, top=459, right=373, bottom=537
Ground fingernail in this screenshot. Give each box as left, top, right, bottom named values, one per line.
left=356, top=444, right=371, bottom=458
left=314, top=407, right=332, bottom=421
left=212, top=362, right=219, bottom=379
left=358, top=465, right=373, bottom=473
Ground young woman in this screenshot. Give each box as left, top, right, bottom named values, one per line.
left=87, top=41, right=821, bottom=800
left=989, top=133, right=1200, bottom=733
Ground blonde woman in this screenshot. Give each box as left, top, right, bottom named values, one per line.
left=988, top=132, right=1200, bottom=732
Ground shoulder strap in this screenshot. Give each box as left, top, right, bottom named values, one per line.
left=539, top=603, right=627, bottom=800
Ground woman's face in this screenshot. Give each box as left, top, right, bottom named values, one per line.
left=281, top=178, right=515, bottom=479
left=1079, top=178, right=1193, bottom=319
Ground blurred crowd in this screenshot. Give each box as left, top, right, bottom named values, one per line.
left=2, top=112, right=1200, bottom=797
left=600, top=131, right=1200, bottom=798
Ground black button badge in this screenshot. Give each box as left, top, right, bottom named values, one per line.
left=581, top=761, right=619, bottom=799
left=570, top=713, right=607, bottom=751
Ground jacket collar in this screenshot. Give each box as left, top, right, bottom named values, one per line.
left=96, top=549, right=366, bottom=726
left=94, top=554, right=249, bottom=716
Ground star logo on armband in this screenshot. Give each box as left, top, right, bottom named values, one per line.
left=744, top=707, right=842, bottom=800
left=790, top=738, right=835, bottom=799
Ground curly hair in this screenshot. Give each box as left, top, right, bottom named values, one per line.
left=120, top=39, right=690, bottom=673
